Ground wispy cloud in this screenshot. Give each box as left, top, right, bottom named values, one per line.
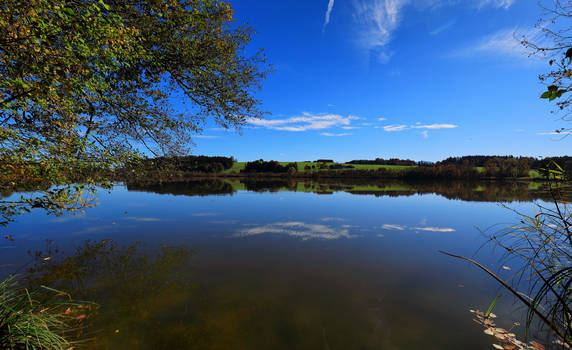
left=382, top=224, right=406, bottom=230
left=352, top=0, right=407, bottom=63
left=383, top=124, right=408, bottom=132
left=351, top=0, right=518, bottom=63
left=342, top=126, right=361, bottom=130
left=429, top=18, right=456, bottom=35
left=381, top=123, right=458, bottom=134
left=377, top=117, right=386, bottom=121
left=453, top=27, right=541, bottom=59
left=235, top=222, right=358, bottom=240
left=411, top=124, right=458, bottom=130
left=248, top=113, right=358, bottom=132
left=321, top=132, right=352, bottom=137
left=195, top=135, right=220, bottom=139
left=323, top=0, right=335, bottom=32
left=477, top=0, right=516, bottom=9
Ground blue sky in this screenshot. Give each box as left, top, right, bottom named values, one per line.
left=190, top=0, right=570, bottom=162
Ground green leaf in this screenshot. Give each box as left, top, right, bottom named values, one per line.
left=566, top=47, right=572, bottom=60
left=98, top=0, right=111, bottom=11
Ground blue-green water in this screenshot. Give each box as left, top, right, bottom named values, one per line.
left=0, top=180, right=554, bottom=349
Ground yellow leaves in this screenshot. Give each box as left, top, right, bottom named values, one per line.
left=566, top=70, right=572, bottom=78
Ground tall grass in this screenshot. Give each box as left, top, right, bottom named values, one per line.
left=443, top=180, right=572, bottom=347
left=0, top=276, right=85, bottom=350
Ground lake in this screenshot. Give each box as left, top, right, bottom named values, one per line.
left=0, top=179, right=562, bottom=349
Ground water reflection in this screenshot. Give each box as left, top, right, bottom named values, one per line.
left=2, top=179, right=549, bottom=349
left=26, top=240, right=197, bottom=349
left=235, top=222, right=359, bottom=240
left=381, top=224, right=457, bottom=233
left=125, top=178, right=568, bottom=202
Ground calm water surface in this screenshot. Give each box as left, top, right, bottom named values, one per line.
left=0, top=180, right=559, bottom=349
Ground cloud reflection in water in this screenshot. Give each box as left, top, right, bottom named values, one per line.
left=235, top=222, right=358, bottom=240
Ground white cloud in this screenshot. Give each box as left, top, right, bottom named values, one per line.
left=195, top=135, right=220, bottom=139
left=342, top=126, right=361, bottom=130
left=411, top=124, right=458, bottom=129
left=381, top=123, right=458, bottom=134
left=248, top=113, right=358, bottom=132
left=352, top=0, right=408, bottom=63
left=323, top=0, right=335, bottom=31
left=377, top=118, right=386, bottom=121
left=321, top=132, right=352, bottom=137
left=352, top=0, right=518, bottom=63
left=477, top=0, right=516, bottom=9
left=235, top=222, right=358, bottom=240
left=382, top=224, right=406, bottom=230
left=383, top=124, right=408, bottom=132
left=453, top=27, right=542, bottom=59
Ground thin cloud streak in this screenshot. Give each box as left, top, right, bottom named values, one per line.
left=382, top=123, right=458, bottom=132
left=429, top=18, right=456, bottom=36
left=321, top=132, right=352, bottom=137
left=411, top=124, right=458, bottom=129
left=383, top=124, right=408, bottom=132
left=323, top=0, right=335, bottom=32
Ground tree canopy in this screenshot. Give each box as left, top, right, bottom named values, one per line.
left=523, top=0, right=572, bottom=128
left=0, top=0, right=269, bottom=231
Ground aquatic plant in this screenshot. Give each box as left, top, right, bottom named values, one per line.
left=443, top=181, right=572, bottom=347
left=0, top=276, right=89, bottom=350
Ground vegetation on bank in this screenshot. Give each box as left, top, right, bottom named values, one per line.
left=120, top=155, right=572, bottom=181
left=0, top=276, right=90, bottom=350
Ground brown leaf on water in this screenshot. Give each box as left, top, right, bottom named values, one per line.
left=530, top=341, right=545, bottom=350
left=503, top=345, right=516, bottom=350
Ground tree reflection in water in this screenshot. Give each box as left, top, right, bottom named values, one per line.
left=25, top=240, right=198, bottom=349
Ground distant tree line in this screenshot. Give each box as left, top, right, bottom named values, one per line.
left=241, top=160, right=298, bottom=174
left=348, top=158, right=417, bottom=166
left=124, top=155, right=236, bottom=180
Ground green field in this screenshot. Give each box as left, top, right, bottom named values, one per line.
left=222, top=161, right=416, bottom=174
left=221, top=161, right=545, bottom=179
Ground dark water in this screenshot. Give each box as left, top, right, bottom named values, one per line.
left=0, top=179, right=561, bottom=349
